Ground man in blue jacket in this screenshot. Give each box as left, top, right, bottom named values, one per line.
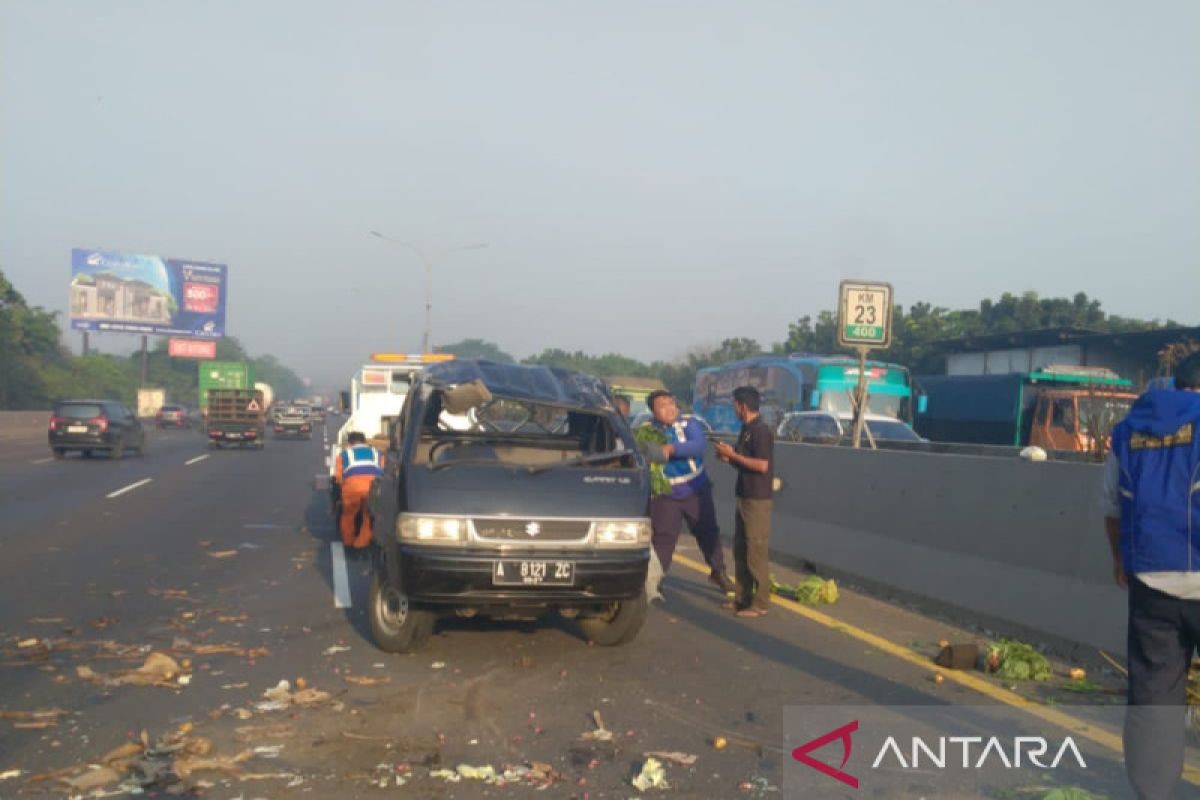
left=1103, top=352, right=1200, bottom=800
left=645, top=390, right=735, bottom=595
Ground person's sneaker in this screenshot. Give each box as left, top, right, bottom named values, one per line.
left=709, top=570, right=736, bottom=595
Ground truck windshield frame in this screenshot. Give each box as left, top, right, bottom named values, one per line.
left=417, top=392, right=635, bottom=472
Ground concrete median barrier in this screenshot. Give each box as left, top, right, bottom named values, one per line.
left=0, top=410, right=51, bottom=443
left=708, top=442, right=1125, bottom=654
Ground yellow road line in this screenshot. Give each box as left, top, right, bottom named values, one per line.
left=673, top=553, right=1200, bottom=784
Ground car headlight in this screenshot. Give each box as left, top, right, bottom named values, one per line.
left=594, top=519, right=651, bottom=546
left=397, top=514, right=467, bottom=543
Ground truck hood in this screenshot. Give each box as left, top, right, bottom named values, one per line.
left=1123, top=389, right=1200, bottom=437
left=403, top=465, right=649, bottom=519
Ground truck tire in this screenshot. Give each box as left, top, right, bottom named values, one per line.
left=368, top=569, right=433, bottom=654
left=579, top=591, right=648, bottom=646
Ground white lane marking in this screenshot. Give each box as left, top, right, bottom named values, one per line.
left=31, top=457, right=54, bottom=464
left=185, top=454, right=210, bottom=466
left=106, top=478, right=153, bottom=499
left=330, top=543, right=352, bottom=609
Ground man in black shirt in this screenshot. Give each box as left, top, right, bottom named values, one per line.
left=714, top=386, right=774, bottom=618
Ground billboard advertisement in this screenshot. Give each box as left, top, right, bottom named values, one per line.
left=70, top=248, right=227, bottom=338
left=168, top=338, right=218, bottom=359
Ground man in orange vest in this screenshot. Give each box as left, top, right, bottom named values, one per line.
left=335, top=432, right=385, bottom=550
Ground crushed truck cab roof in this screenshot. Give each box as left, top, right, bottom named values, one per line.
left=422, top=360, right=615, bottom=411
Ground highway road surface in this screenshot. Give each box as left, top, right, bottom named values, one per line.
left=0, top=417, right=1177, bottom=798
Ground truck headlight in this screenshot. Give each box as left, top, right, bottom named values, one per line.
left=594, top=519, right=651, bottom=546
left=397, top=514, right=467, bottom=543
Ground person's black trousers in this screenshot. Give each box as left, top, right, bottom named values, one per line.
left=1124, top=577, right=1200, bottom=800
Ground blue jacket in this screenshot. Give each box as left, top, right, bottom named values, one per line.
left=653, top=416, right=711, bottom=500
left=1111, top=390, right=1200, bottom=574
left=340, top=444, right=384, bottom=480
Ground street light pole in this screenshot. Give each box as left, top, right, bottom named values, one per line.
left=369, top=232, right=487, bottom=353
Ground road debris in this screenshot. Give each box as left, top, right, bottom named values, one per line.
left=76, top=652, right=189, bottom=688
left=254, top=679, right=332, bottom=712
left=0, top=769, right=21, bottom=780
left=986, top=639, right=1051, bottom=681
left=431, top=661, right=446, bottom=669
left=580, top=710, right=614, bottom=742
left=645, top=751, right=698, bottom=766
left=632, top=757, right=670, bottom=791
left=345, top=675, right=391, bottom=686
left=323, top=645, right=351, bottom=655
left=713, top=736, right=729, bottom=750
left=208, top=550, right=239, bottom=559
left=770, top=575, right=838, bottom=605
left=935, top=643, right=980, bottom=670
left=17, top=638, right=39, bottom=648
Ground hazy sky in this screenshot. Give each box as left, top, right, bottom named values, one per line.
left=2, top=1, right=1197, bottom=386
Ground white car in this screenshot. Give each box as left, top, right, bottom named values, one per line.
left=776, top=411, right=928, bottom=448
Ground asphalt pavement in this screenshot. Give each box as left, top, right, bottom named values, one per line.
left=0, top=418, right=1156, bottom=798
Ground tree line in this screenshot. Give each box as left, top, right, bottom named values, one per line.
left=438, top=291, right=1187, bottom=402
left=0, top=269, right=306, bottom=409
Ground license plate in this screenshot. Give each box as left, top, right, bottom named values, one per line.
left=492, top=560, right=575, bottom=586
left=226, top=433, right=242, bottom=438
left=67, top=425, right=88, bottom=433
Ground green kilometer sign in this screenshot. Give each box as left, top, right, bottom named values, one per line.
left=837, top=280, right=894, bottom=349
left=844, top=323, right=884, bottom=341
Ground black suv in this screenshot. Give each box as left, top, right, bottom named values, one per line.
left=49, top=400, right=146, bottom=460
left=366, top=360, right=652, bottom=653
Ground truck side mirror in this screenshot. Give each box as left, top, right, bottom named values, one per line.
left=917, top=395, right=928, bottom=414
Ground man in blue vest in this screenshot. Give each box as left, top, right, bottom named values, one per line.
left=1103, top=352, right=1200, bottom=800
left=645, top=390, right=735, bottom=595
left=336, top=431, right=385, bottom=551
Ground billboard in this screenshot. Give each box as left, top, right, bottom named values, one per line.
left=168, top=338, right=218, bottom=359
left=70, top=248, right=227, bottom=338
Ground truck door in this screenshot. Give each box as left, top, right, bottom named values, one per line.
left=1043, top=396, right=1078, bottom=451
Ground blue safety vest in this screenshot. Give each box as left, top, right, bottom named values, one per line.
left=340, top=444, right=383, bottom=480
left=1111, top=390, right=1200, bottom=574
left=653, top=415, right=710, bottom=498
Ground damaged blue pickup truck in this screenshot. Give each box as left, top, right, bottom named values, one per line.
left=366, top=360, right=652, bottom=653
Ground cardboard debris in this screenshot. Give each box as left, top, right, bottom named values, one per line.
left=76, top=652, right=188, bottom=688
left=173, top=749, right=253, bottom=779
left=580, top=710, right=614, bottom=742
left=255, top=680, right=332, bottom=711
left=632, top=757, right=670, bottom=791
left=645, top=751, right=698, bottom=766
left=61, top=765, right=123, bottom=791
left=235, top=724, right=292, bottom=743
left=0, top=709, right=69, bottom=722
left=345, top=675, right=391, bottom=686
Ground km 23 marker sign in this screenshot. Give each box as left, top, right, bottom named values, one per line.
left=837, top=280, right=893, bottom=349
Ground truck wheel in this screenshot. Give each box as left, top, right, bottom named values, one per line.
left=368, top=570, right=433, bottom=654
left=579, top=591, right=648, bottom=646
left=110, top=438, right=124, bottom=460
